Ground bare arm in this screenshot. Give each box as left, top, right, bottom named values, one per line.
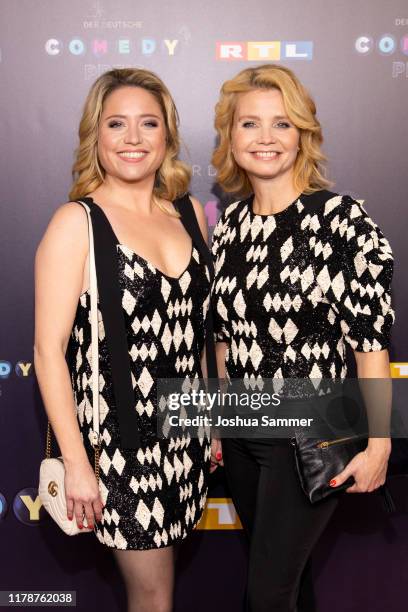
left=34, top=202, right=89, bottom=465
left=34, top=202, right=103, bottom=527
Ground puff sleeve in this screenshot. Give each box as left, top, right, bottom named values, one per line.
left=314, top=195, right=395, bottom=352
left=211, top=212, right=230, bottom=343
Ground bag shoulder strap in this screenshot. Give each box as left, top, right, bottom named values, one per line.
left=175, top=194, right=218, bottom=379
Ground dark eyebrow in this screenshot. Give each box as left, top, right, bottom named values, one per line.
left=238, top=114, right=290, bottom=121
left=104, top=113, right=161, bottom=120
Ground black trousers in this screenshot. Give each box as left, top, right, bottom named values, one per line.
left=222, top=438, right=339, bottom=612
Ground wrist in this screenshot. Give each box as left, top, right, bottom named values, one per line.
left=366, top=437, right=391, bottom=457
left=62, top=450, right=90, bottom=469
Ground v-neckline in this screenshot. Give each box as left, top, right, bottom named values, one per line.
left=86, top=196, right=194, bottom=281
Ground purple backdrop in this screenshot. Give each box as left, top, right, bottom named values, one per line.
left=1, top=1, right=407, bottom=610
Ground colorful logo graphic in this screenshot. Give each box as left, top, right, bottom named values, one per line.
left=15, top=361, right=33, bottom=378
left=197, top=497, right=242, bottom=530
left=216, top=41, right=313, bottom=61
left=45, top=38, right=180, bottom=57
left=355, top=34, right=408, bottom=55
left=0, top=361, right=12, bottom=379
left=0, top=361, right=33, bottom=378
left=355, top=31, right=408, bottom=77
left=390, top=363, right=408, bottom=378
left=13, top=488, right=48, bottom=526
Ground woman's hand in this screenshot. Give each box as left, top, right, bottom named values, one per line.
left=64, top=459, right=105, bottom=529
left=210, top=437, right=224, bottom=473
left=330, top=439, right=391, bottom=493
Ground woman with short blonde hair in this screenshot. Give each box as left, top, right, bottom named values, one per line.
left=212, top=63, right=331, bottom=196
left=211, top=63, right=394, bottom=611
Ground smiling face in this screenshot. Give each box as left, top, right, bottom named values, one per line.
left=231, top=88, right=300, bottom=186
left=97, top=85, right=167, bottom=186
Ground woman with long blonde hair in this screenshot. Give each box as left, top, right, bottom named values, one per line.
left=34, top=68, right=217, bottom=612
left=211, top=64, right=394, bottom=611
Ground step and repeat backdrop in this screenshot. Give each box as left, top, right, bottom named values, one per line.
left=1, top=0, right=407, bottom=610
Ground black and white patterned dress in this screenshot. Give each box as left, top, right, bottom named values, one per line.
left=211, top=192, right=394, bottom=381
left=67, top=199, right=211, bottom=550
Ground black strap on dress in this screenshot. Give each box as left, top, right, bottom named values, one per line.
left=174, top=193, right=219, bottom=380
left=77, top=197, right=141, bottom=449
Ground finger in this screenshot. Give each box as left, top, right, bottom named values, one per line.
left=211, top=439, right=222, bottom=461
left=345, top=483, right=359, bottom=493
left=66, top=497, right=74, bottom=521
left=210, top=463, right=218, bottom=473
left=83, top=502, right=95, bottom=529
left=93, top=499, right=104, bottom=523
left=329, top=467, right=352, bottom=488
left=74, top=500, right=85, bottom=529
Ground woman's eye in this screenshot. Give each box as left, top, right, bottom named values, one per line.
left=143, top=120, right=158, bottom=128
left=242, top=121, right=256, bottom=128
left=275, top=121, right=291, bottom=128
left=108, top=121, right=123, bottom=128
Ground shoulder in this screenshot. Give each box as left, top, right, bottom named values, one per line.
left=49, top=200, right=89, bottom=227
left=36, top=201, right=88, bottom=257
left=321, top=193, right=369, bottom=222
left=309, top=192, right=380, bottom=234
left=314, top=193, right=393, bottom=259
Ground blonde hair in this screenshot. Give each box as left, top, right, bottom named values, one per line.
left=69, top=68, right=190, bottom=214
left=212, top=64, right=332, bottom=196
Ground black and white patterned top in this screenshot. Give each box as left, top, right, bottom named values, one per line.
left=211, top=192, right=394, bottom=380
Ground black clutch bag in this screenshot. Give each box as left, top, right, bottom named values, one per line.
left=291, top=432, right=396, bottom=513
left=291, top=432, right=368, bottom=503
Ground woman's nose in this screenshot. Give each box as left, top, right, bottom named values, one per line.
left=258, top=128, right=277, bottom=145
left=124, top=123, right=142, bottom=144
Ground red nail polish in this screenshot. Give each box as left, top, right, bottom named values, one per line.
left=78, top=524, right=83, bottom=529
left=216, top=451, right=222, bottom=461
left=329, top=479, right=337, bottom=487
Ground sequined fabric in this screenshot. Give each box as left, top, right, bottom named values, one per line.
left=211, top=193, right=394, bottom=381
left=67, top=243, right=212, bottom=550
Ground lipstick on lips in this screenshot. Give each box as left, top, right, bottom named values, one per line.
left=251, top=150, right=281, bottom=160
left=117, top=149, right=148, bottom=163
